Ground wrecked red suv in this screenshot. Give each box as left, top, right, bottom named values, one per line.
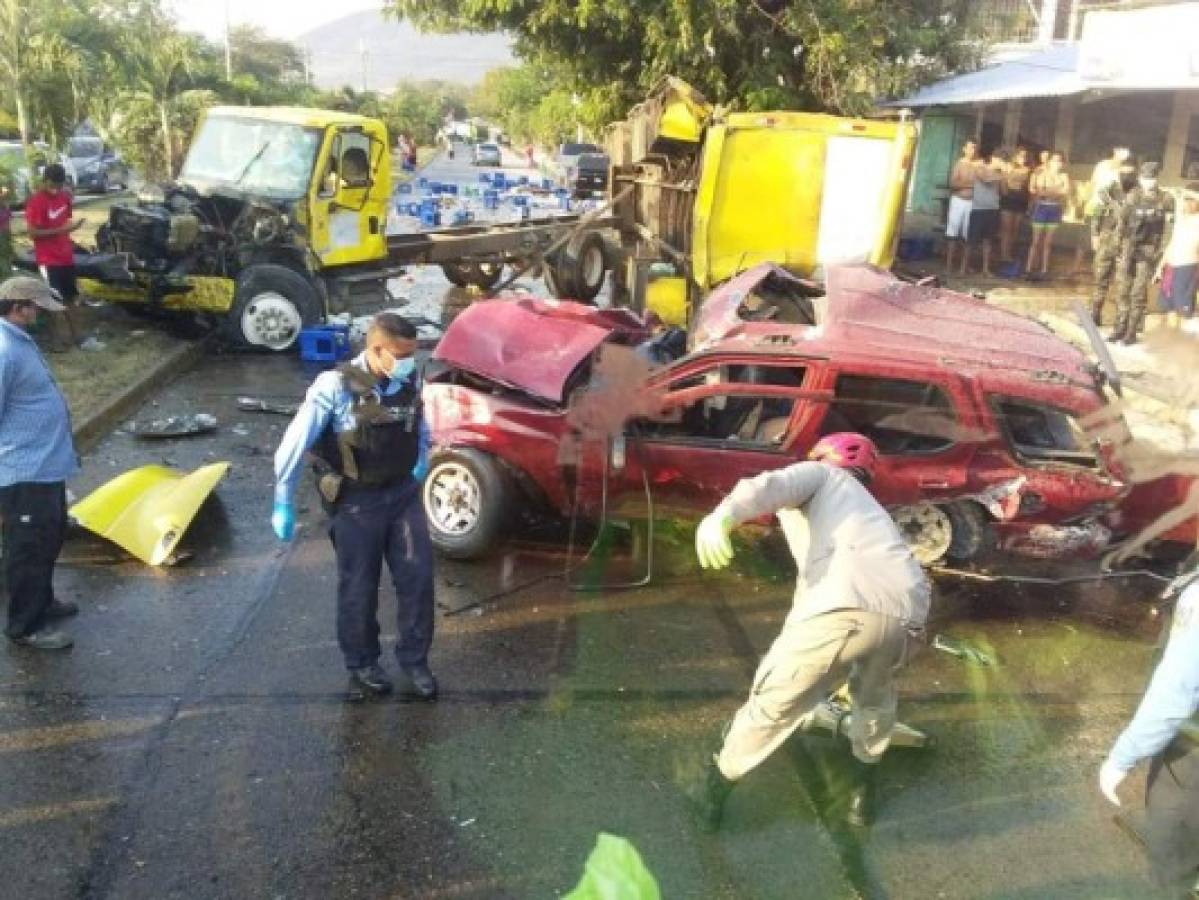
left=420, top=263, right=1167, bottom=567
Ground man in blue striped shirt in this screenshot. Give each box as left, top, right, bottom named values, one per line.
left=0, top=276, right=80, bottom=650
left=1100, top=579, right=1199, bottom=896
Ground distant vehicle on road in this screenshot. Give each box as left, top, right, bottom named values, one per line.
left=572, top=152, right=609, bottom=196
left=0, top=140, right=74, bottom=206
left=555, top=141, right=600, bottom=187
left=66, top=135, right=130, bottom=193
left=472, top=143, right=502, bottom=167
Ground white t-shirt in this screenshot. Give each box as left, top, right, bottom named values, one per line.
left=1166, top=209, right=1199, bottom=267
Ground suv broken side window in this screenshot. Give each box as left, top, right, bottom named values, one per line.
left=640, top=364, right=806, bottom=447
left=823, top=375, right=959, bottom=455
left=992, top=397, right=1098, bottom=468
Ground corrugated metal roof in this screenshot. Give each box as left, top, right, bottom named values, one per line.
left=890, top=44, right=1084, bottom=107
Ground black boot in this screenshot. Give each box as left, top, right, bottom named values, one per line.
left=346, top=664, right=393, bottom=701
left=846, top=758, right=880, bottom=827
left=694, top=758, right=736, bottom=832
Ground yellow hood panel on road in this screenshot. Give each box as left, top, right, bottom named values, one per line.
left=70, top=463, right=231, bottom=566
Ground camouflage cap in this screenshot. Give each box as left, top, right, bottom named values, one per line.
left=0, top=275, right=65, bottom=311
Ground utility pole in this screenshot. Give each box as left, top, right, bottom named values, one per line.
left=224, top=0, right=233, bottom=80
left=302, top=46, right=311, bottom=87
left=358, top=38, right=369, bottom=93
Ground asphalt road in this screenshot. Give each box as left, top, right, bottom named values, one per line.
left=0, top=153, right=1179, bottom=899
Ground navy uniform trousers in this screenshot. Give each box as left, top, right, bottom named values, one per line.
left=328, top=478, right=434, bottom=671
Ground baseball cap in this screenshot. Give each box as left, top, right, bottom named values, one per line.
left=43, top=163, right=66, bottom=185
left=0, top=275, right=65, bottom=311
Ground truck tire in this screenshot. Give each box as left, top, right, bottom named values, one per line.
left=441, top=262, right=471, bottom=287
left=442, top=261, right=504, bottom=291
left=559, top=233, right=607, bottom=302
left=468, top=261, right=504, bottom=291
left=423, top=448, right=511, bottom=559
left=226, top=264, right=321, bottom=351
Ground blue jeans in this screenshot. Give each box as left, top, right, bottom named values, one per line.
left=328, top=479, right=434, bottom=670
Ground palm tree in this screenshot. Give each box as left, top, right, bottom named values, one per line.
left=121, top=9, right=196, bottom=177
left=0, top=0, right=46, bottom=147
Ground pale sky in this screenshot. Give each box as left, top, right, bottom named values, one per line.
left=171, top=0, right=381, bottom=41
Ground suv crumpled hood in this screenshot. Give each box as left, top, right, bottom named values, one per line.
left=434, top=297, right=648, bottom=404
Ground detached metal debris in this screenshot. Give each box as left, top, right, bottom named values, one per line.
left=128, top=413, right=217, bottom=439
left=69, top=462, right=230, bottom=565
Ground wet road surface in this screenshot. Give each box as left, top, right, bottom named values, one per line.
left=0, top=346, right=1175, bottom=899
left=0, top=155, right=1179, bottom=899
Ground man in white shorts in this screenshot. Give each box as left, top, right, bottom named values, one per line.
left=945, top=140, right=978, bottom=274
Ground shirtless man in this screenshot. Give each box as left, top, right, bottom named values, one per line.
left=945, top=140, right=978, bottom=275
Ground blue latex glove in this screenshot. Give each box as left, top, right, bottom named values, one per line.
left=412, top=459, right=429, bottom=482
left=271, top=500, right=295, bottom=542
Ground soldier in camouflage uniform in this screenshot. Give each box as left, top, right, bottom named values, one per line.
left=1090, top=157, right=1137, bottom=326
left=1111, top=161, right=1174, bottom=345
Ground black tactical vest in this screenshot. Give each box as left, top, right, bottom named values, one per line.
left=1125, top=187, right=1173, bottom=247
left=313, top=363, right=422, bottom=487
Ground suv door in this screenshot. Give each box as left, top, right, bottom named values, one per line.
left=811, top=369, right=977, bottom=507
left=628, top=358, right=829, bottom=517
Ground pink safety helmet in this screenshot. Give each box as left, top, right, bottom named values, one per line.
left=808, top=432, right=880, bottom=481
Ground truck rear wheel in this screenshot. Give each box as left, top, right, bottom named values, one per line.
left=441, top=261, right=504, bottom=292
left=226, top=264, right=321, bottom=351
left=551, top=233, right=607, bottom=302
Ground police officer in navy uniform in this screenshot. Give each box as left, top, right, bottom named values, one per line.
left=1111, top=161, right=1174, bottom=345
left=272, top=313, right=437, bottom=701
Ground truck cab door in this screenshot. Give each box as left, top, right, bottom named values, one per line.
left=310, top=126, right=389, bottom=268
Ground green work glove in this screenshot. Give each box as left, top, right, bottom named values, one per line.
left=696, top=510, right=735, bottom=570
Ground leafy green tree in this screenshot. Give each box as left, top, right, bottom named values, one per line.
left=0, top=0, right=55, bottom=146
left=119, top=7, right=203, bottom=176
left=388, top=0, right=980, bottom=118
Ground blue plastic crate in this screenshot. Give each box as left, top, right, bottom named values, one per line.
left=479, top=173, right=492, bottom=184
left=492, top=174, right=506, bottom=190
left=298, top=324, right=351, bottom=364
left=541, top=178, right=553, bottom=190
left=417, top=176, right=428, bottom=188
left=451, top=209, right=474, bottom=226
left=517, top=175, right=529, bottom=186
left=483, top=189, right=500, bottom=210
left=396, top=182, right=412, bottom=195
left=420, top=208, right=442, bottom=228
left=510, top=195, right=529, bottom=207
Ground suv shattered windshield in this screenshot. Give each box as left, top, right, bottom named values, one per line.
left=180, top=117, right=319, bottom=200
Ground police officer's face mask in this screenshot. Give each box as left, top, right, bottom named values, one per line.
left=389, top=355, right=415, bottom=381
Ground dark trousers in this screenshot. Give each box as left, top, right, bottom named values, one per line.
left=1145, top=738, right=1199, bottom=896
left=328, top=478, right=434, bottom=671
left=1114, top=251, right=1158, bottom=338
left=2, top=482, right=67, bottom=639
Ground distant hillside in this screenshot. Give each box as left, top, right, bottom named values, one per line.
left=299, top=11, right=515, bottom=90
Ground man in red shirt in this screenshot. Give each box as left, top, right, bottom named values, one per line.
left=24, top=164, right=83, bottom=351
